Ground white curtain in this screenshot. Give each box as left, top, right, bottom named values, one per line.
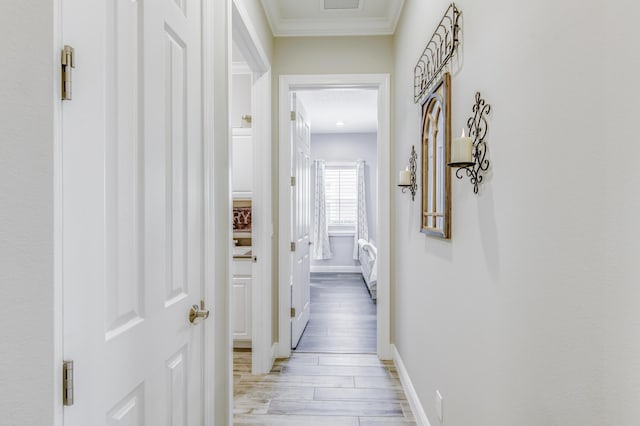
left=353, top=159, right=369, bottom=260
left=312, top=160, right=332, bottom=260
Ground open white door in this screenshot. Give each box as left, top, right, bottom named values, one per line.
left=61, top=0, right=206, bottom=424
left=290, top=94, right=312, bottom=349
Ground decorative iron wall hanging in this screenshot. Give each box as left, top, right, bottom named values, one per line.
left=398, top=145, right=418, bottom=201
left=413, top=3, right=461, bottom=104
left=452, top=92, right=491, bottom=194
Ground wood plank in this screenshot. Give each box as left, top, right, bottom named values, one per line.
left=268, top=399, right=404, bottom=417
left=314, top=386, right=407, bottom=402
left=234, top=414, right=360, bottom=426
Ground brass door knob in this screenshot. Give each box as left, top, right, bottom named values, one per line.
left=189, top=301, right=210, bottom=325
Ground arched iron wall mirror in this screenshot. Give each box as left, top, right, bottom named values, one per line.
left=421, top=73, right=452, bottom=239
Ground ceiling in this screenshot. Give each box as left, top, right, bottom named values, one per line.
left=261, top=0, right=405, bottom=37
left=296, top=89, right=378, bottom=134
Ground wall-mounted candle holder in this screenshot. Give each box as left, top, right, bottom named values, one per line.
left=448, top=92, right=491, bottom=194
left=398, top=145, right=418, bottom=201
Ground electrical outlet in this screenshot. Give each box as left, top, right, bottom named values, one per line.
left=436, top=390, right=444, bottom=423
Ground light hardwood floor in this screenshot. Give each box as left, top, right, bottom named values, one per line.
left=233, top=350, right=416, bottom=425
left=233, top=273, right=415, bottom=425
left=296, top=273, right=376, bottom=353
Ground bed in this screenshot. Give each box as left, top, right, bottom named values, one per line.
left=357, top=239, right=378, bottom=301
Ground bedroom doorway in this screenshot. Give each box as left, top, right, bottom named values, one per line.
left=278, top=74, right=391, bottom=360
left=294, top=89, right=379, bottom=354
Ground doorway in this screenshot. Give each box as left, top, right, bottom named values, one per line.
left=278, top=74, right=392, bottom=360
left=231, top=1, right=273, bottom=376
left=294, top=89, right=379, bottom=354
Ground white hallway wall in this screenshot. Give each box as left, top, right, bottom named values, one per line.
left=0, top=1, right=55, bottom=424
left=603, top=0, right=640, bottom=423
left=394, top=0, right=639, bottom=425
left=310, top=132, right=378, bottom=270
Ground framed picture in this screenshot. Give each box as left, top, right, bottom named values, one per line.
left=421, top=73, right=451, bottom=239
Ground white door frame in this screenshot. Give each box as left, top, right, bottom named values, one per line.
left=278, top=74, right=392, bottom=360
left=231, top=0, right=274, bottom=375
left=205, top=0, right=229, bottom=425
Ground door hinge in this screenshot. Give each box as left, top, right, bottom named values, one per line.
left=63, top=360, right=74, bottom=406
left=290, top=176, right=296, bottom=186
left=290, top=307, right=296, bottom=318
left=61, top=45, right=75, bottom=101
left=290, top=111, right=296, bottom=121
left=290, top=242, right=296, bottom=252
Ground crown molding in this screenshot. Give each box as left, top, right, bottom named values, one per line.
left=261, top=0, right=405, bottom=37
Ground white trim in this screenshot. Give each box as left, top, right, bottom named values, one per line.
left=250, top=70, right=273, bottom=375
left=376, top=74, right=392, bottom=360
left=232, top=127, right=252, bottom=136
left=202, top=1, right=214, bottom=423
left=232, top=61, right=252, bottom=75
left=278, top=74, right=392, bottom=360
left=277, top=77, right=293, bottom=358
left=328, top=230, right=355, bottom=237
left=232, top=0, right=269, bottom=75
left=232, top=191, right=253, bottom=199
left=325, top=161, right=358, bottom=167
left=261, top=0, right=405, bottom=37
left=392, top=344, right=431, bottom=426
left=310, top=265, right=361, bottom=274
left=209, top=0, right=232, bottom=425
left=231, top=0, right=274, bottom=376
left=53, top=0, right=63, bottom=423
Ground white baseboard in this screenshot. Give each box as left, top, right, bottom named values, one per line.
left=392, top=344, right=431, bottom=426
left=310, top=265, right=361, bottom=273
left=270, top=343, right=277, bottom=365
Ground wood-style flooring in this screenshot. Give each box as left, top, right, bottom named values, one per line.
left=233, top=351, right=416, bottom=425
left=233, top=273, right=415, bottom=425
left=296, top=273, right=376, bottom=353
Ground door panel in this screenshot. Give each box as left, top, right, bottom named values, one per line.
left=166, top=347, right=188, bottom=426
left=106, top=385, right=144, bottom=426
left=104, top=0, right=144, bottom=340
left=291, top=94, right=311, bottom=348
left=62, top=0, right=204, bottom=424
left=164, top=23, right=189, bottom=307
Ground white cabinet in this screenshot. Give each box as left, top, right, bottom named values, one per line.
left=232, top=259, right=252, bottom=347
left=232, top=128, right=253, bottom=197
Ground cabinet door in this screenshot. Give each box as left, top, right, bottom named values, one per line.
left=232, top=128, right=253, bottom=195
left=232, top=276, right=252, bottom=340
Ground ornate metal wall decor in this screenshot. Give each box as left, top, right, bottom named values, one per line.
left=455, top=92, right=491, bottom=194
left=398, top=145, right=418, bottom=201
left=414, top=3, right=461, bottom=104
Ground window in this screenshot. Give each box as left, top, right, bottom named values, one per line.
left=324, top=163, right=357, bottom=230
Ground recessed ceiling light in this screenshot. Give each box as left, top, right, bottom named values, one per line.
left=336, top=121, right=345, bottom=126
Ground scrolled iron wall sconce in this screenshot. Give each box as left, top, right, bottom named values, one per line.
left=398, top=145, right=418, bottom=201
left=448, top=92, right=492, bottom=194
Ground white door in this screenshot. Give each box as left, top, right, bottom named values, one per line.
left=290, top=94, right=312, bottom=348
left=62, top=0, right=206, bottom=424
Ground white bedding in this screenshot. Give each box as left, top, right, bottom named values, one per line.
left=357, top=239, right=378, bottom=300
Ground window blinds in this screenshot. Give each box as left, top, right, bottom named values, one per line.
left=324, top=165, right=357, bottom=226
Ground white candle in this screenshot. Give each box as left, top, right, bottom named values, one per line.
left=451, top=128, right=473, bottom=164
left=399, top=167, right=411, bottom=185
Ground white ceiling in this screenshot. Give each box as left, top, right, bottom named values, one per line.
left=261, top=0, right=405, bottom=37
left=296, top=89, right=378, bottom=134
